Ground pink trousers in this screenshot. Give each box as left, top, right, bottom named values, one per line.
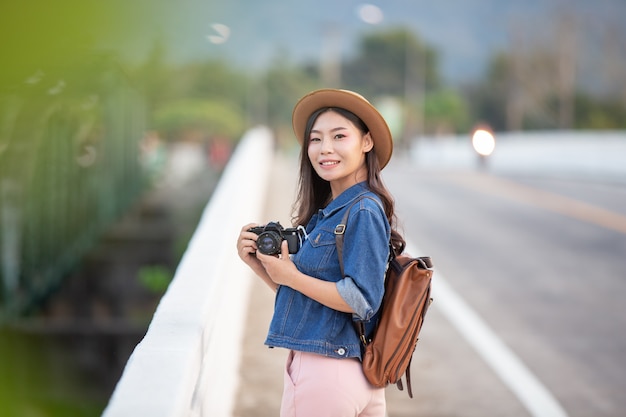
left=280, top=350, right=386, bottom=417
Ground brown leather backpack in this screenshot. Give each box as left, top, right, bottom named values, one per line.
left=335, top=198, right=434, bottom=398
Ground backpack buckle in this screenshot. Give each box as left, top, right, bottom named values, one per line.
left=334, top=224, right=346, bottom=235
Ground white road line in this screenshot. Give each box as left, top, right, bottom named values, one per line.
left=407, top=241, right=569, bottom=417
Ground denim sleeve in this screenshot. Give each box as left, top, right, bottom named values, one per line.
left=335, top=199, right=390, bottom=321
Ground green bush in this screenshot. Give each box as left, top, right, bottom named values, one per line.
left=154, top=99, right=244, bottom=142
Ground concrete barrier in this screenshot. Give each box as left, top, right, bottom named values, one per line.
left=410, top=130, right=626, bottom=182
left=103, top=126, right=274, bottom=417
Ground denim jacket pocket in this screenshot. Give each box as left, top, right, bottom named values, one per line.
left=295, top=227, right=340, bottom=279
left=308, top=227, right=336, bottom=248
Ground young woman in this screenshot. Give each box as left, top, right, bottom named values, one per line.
left=237, top=89, right=405, bottom=417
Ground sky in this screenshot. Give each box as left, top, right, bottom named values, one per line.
left=144, top=0, right=626, bottom=86
left=2, top=1, right=624, bottom=90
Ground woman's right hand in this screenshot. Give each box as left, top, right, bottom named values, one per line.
left=237, top=223, right=263, bottom=268
left=237, top=223, right=279, bottom=292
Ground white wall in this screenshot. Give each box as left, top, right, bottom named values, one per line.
left=103, top=126, right=274, bottom=417
left=410, top=130, right=626, bottom=182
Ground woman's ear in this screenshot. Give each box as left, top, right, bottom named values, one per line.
left=362, top=132, right=374, bottom=153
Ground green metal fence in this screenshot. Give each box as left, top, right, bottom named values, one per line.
left=0, top=62, right=146, bottom=319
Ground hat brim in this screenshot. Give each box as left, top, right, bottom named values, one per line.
left=292, top=89, right=393, bottom=169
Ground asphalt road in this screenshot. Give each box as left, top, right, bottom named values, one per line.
left=383, top=158, right=626, bottom=417
left=233, top=153, right=626, bottom=417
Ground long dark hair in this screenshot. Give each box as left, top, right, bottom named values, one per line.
left=292, top=107, right=406, bottom=255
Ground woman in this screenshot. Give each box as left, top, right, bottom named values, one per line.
left=237, top=89, right=405, bottom=416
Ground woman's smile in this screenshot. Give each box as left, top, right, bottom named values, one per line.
left=319, top=159, right=340, bottom=167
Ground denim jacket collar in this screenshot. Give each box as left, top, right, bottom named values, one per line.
left=320, top=182, right=371, bottom=218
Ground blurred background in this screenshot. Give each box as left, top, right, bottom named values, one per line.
left=1, top=0, right=625, bottom=416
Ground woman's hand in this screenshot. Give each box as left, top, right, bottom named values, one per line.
left=237, top=223, right=270, bottom=279
left=238, top=223, right=283, bottom=292
left=258, top=241, right=354, bottom=313
left=256, top=240, right=299, bottom=287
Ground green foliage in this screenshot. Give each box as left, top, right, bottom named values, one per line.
left=574, top=94, right=626, bottom=130
left=339, top=27, right=475, bottom=137
left=0, top=328, right=106, bottom=416
left=424, top=90, right=471, bottom=134
left=137, top=265, right=172, bottom=293
left=264, top=67, right=319, bottom=126
left=462, top=84, right=508, bottom=131
left=154, top=99, right=244, bottom=142
left=344, top=28, right=440, bottom=98
left=472, top=49, right=626, bottom=131
left=0, top=1, right=174, bottom=90
left=132, top=55, right=251, bottom=143
left=175, top=60, right=249, bottom=103
left=131, top=40, right=174, bottom=125
left=462, top=53, right=510, bottom=131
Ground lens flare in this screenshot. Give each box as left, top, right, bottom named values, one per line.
left=472, top=129, right=495, bottom=156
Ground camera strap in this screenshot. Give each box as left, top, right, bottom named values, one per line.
left=296, top=225, right=308, bottom=246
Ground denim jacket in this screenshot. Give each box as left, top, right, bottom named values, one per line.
left=264, top=182, right=390, bottom=359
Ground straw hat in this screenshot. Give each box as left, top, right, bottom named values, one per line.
left=292, top=89, right=393, bottom=169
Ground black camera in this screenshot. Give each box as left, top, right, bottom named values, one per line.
left=248, top=222, right=305, bottom=256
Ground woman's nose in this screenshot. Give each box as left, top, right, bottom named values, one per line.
left=320, top=137, right=333, bottom=153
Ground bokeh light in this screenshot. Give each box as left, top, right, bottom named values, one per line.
left=357, top=4, right=384, bottom=25
left=472, top=129, right=496, bottom=156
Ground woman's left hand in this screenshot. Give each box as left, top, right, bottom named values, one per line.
left=256, top=240, right=299, bottom=287
left=258, top=241, right=354, bottom=313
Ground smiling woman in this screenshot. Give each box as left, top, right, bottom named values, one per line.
left=237, top=89, right=405, bottom=416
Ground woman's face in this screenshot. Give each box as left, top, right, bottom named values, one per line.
left=307, top=110, right=373, bottom=198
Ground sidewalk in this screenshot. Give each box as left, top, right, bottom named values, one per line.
left=232, top=152, right=295, bottom=417
left=231, top=152, right=530, bottom=417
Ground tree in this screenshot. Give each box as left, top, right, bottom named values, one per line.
left=132, top=40, right=174, bottom=126
left=256, top=54, right=319, bottom=147
left=424, top=90, right=470, bottom=135
left=464, top=52, right=511, bottom=131
left=154, top=99, right=244, bottom=142
left=341, top=28, right=445, bottom=141
left=472, top=11, right=580, bottom=131
left=343, top=28, right=440, bottom=98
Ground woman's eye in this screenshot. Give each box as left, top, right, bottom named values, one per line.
left=334, top=134, right=345, bottom=140
left=309, top=136, right=320, bottom=142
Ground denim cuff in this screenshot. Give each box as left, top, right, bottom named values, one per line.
left=336, top=276, right=373, bottom=321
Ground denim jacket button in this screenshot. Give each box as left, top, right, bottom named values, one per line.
left=337, top=348, right=346, bottom=356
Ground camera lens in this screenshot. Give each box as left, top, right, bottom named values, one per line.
left=257, top=231, right=282, bottom=255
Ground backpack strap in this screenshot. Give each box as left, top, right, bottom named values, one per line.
left=405, top=357, right=413, bottom=397
left=335, top=195, right=386, bottom=275
left=334, top=195, right=384, bottom=346
left=333, top=206, right=350, bottom=280
left=335, top=196, right=363, bottom=277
